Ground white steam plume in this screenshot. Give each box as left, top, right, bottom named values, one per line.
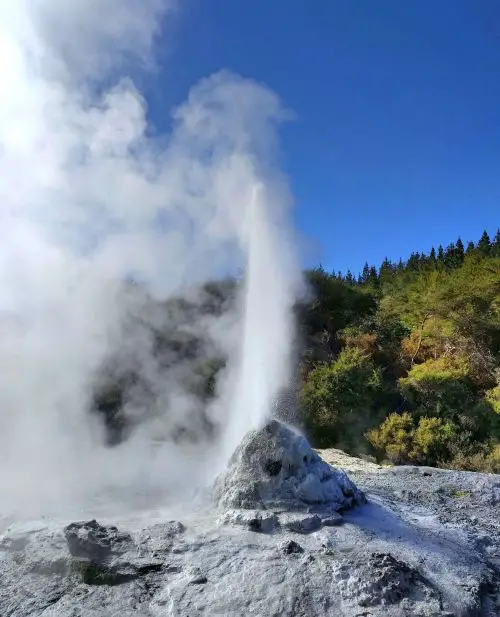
left=0, top=0, right=301, bottom=517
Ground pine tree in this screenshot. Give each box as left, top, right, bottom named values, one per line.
left=477, top=230, right=492, bottom=257
left=361, top=262, right=370, bottom=284
left=492, top=229, right=500, bottom=257
left=444, top=243, right=456, bottom=269
left=456, top=237, right=465, bottom=264
left=345, top=270, right=354, bottom=284
left=420, top=250, right=430, bottom=268
left=379, top=257, right=395, bottom=287
left=368, top=266, right=378, bottom=285
left=437, top=245, right=445, bottom=267
left=429, top=247, right=437, bottom=264
left=466, top=240, right=475, bottom=255
left=407, top=252, right=418, bottom=271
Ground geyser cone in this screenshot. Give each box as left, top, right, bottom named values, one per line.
left=213, top=420, right=365, bottom=511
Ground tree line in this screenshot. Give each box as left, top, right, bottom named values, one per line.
left=91, top=229, right=499, bottom=473
left=299, top=229, right=500, bottom=472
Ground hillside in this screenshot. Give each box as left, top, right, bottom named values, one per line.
left=92, top=230, right=500, bottom=474
left=300, top=229, right=500, bottom=472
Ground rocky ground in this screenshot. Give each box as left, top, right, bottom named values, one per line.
left=0, top=422, right=499, bottom=616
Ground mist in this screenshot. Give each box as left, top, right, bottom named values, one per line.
left=0, top=0, right=301, bottom=518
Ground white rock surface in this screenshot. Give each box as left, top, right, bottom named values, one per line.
left=213, top=420, right=365, bottom=511
left=0, top=422, right=498, bottom=616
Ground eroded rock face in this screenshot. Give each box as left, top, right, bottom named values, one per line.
left=64, top=519, right=132, bottom=562
left=213, top=420, right=365, bottom=512
left=60, top=519, right=184, bottom=588
left=332, top=552, right=441, bottom=609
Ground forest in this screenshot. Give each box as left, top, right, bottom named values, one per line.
left=299, top=229, right=500, bottom=472
left=93, top=229, right=500, bottom=473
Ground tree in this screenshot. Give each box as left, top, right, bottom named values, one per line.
left=407, top=252, right=419, bottom=271
left=398, top=356, right=475, bottom=421
left=477, top=230, right=492, bottom=257
left=437, top=245, right=444, bottom=267
left=444, top=243, right=456, bottom=269
left=379, top=257, right=395, bottom=287
left=492, top=229, right=500, bottom=258
left=466, top=240, right=475, bottom=255
left=368, top=266, right=379, bottom=286
left=443, top=240, right=465, bottom=270
left=366, top=413, right=456, bottom=465
left=361, top=262, right=370, bottom=284
left=300, top=348, right=382, bottom=448
left=298, top=228, right=500, bottom=471
left=299, top=268, right=378, bottom=366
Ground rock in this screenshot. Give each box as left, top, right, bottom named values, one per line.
left=64, top=520, right=132, bottom=561
left=278, top=513, right=322, bottom=534
left=333, top=552, right=442, bottom=610
left=280, top=539, right=304, bottom=554
left=62, top=520, right=170, bottom=588
left=321, top=512, right=343, bottom=526
left=186, top=567, right=208, bottom=585
left=213, top=420, right=365, bottom=511
left=220, top=509, right=279, bottom=533
left=1, top=428, right=499, bottom=616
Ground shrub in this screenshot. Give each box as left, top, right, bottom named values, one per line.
left=365, top=412, right=415, bottom=464
left=300, top=347, right=382, bottom=448
left=398, top=356, right=476, bottom=420
left=447, top=443, right=500, bottom=474
left=366, top=412, right=456, bottom=466
left=340, top=327, right=378, bottom=357
left=485, top=385, right=500, bottom=415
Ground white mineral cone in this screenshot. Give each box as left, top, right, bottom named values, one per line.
left=213, top=420, right=365, bottom=511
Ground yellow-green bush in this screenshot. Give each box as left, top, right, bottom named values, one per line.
left=485, top=385, right=500, bottom=415
left=398, top=356, right=476, bottom=419
left=365, top=412, right=415, bottom=464
left=366, top=412, right=456, bottom=466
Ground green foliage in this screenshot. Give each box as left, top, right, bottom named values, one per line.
left=477, top=230, right=492, bottom=257
left=398, top=356, right=475, bottom=418
left=298, top=267, right=377, bottom=366
left=365, top=412, right=415, bottom=464
left=366, top=413, right=456, bottom=466
left=300, top=229, right=500, bottom=472
left=447, top=444, right=500, bottom=474
left=94, top=229, right=500, bottom=472
left=485, top=384, right=500, bottom=415
left=300, top=348, right=382, bottom=448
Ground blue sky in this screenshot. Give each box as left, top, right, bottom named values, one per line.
left=148, top=0, right=500, bottom=274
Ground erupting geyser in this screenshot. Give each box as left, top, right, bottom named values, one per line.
left=0, top=0, right=301, bottom=514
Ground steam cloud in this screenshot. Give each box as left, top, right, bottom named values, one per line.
left=0, top=1, right=301, bottom=518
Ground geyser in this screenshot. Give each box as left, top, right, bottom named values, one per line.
left=214, top=420, right=365, bottom=512
left=0, top=0, right=301, bottom=515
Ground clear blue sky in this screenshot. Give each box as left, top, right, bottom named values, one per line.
left=148, top=0, right=500, bottom=275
